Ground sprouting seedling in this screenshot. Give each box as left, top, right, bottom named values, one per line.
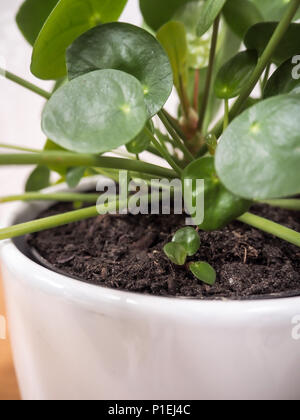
left=164, top=227, right=216, bottom=286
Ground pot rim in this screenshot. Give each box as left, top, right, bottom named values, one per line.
left=1, top=179, right=300, bottom=316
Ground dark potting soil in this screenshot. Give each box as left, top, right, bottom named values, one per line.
left=27, top=202, right=300, bottom=299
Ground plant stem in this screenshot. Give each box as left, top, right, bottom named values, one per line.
left=0, top=68, right=51, bottom=100
left=223, top=99, right=229, bottom=132
left=0, top=199, right=129, bottom=241
left=0, top=143, right=41, bottom=153
left=261, top=63, right=271, bottom=91
left=238, top=212, right=300, bottom=248
left=0, top=152, right=177, bottom=179
left=259, top=199, right=300, bottom=211
left=0, top=192, right=100, bottom=204
left=193, top=69, right=200, bottom=113
left=158, top=111, right=194, bottom=162
left=145, top=128, right=183, bottom=176
left=229, top=0, right=300, bottom=119
left=197, top=14, right=220, bottom=133
left=162, top=109, right=187, bottom=141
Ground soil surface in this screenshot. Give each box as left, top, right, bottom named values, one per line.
left=27, top=202, right=300, bottom=299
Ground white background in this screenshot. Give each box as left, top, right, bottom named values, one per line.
left=0, top=0, right=143, bottom=217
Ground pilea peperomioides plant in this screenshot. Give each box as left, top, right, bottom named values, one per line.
left=1, top=0, right=300, bottom=287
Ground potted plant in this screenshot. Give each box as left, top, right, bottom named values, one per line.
left=0, top=0, right=300, bottom=400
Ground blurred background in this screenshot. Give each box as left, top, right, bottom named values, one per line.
left=0, top=0, right=143, bottom=218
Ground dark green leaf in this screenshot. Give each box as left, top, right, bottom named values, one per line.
left=66, top=167, right=86, bottom=188
left=245, top=22, right=300, bottom=65
left=126, top=121, right=154, bottom=154
left=196, top=0, right=226, bottom=37
left=172, top=227, right=201, bottom=256
left=67, top=23, right=173, bottom=117
left=183, top=157, right=250, bottom=230
left=215, top=50, right=258, bottom=99
left=157, top=21, right=188, bottom=92
left=139, top=0, right=194, bottom=32
left=264, top=57, right=300, bottom=98
left=163, top=242, right=187, bottom=266
left=223, top=0, right=263, bottom=39
left=25, top=165, right=50, bottom=192
left=189, top=261, right=216, bottom=285
left=31, top=0, right=128, bottom=80
left=42, top=69, right=148, bottom=154
left=16, top=0, right=59, bottom=46
left=215, top=94, right=300, bottom=199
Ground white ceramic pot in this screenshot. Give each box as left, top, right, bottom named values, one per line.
left=1, top=189, right=300, bottom=400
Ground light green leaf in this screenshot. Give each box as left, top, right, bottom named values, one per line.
left=196, top=0, right=227, bottom=37
left=215, top=94, right=300, bottom=199
left=183, top=157, right=250, bottom=231
left=67, top=23, right=173, bottom=117
left=25, top=165, right=50, bottom=192
left=139, top=0, right=194, bottom=32
left=31, top=0, right=128, bottom=80
left=223, top=0, right=263, bottom=39
left=190, top=261, right=216, bottom=285
left=172, top=227, right=201, bottom=256
left=157, top=21, right=188, bottom=92
left=16, top=0, right=59, bottom=46
left=163, top=242, right=187, bottom=266
left=245, top=22, right=300, bottom=65
left=215, top=50, right=258, bottom=99
left=42, top=69, right=148, bottom=154
left=264, top=57, right=300, bottom=98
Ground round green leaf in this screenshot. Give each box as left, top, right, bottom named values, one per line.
left=183, top=157, right=250, bottom=231
left=25, top=165, right=50, bottom=192
left=244, top=22, right=300, bottom=65
left=264, top=57, right=300, bottom=98
left=172, top=227, right=201, bottom=257
left=156, top=21, right=188, bottom=92
left=42, top=69, right=148, bottom=154
left=163, top=242, right=187, bottom=266
left=189, top=262, right=216, bottom=285
left=16, top=0, right=59, bottom=46
left=31, top=0, right=128, bottom=80
left=139, top=0, right=194, bottom=32
left=215, top=94, right=300, bottom=200
left=215, top=50, right=258, bottom=99
left=196, top=0, right=227, bottom=37
left=66, top=23, right=173, bottom=117
left=223, top=0, right=263, bottom=39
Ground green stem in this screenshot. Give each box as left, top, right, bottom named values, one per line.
left=259, top=199, right=300, bottom=211
left=145, top=128, right=183, bottom=176
left=162, top=109, right=187, bottom=142
left=0, top=192, right=100, bottom=204
left=261, top=63, right=271, bottom=91
left=0, top=143, right=41, bottom=153
left=223, top=99, right=229, bottom=132
left=158, top=111, right=194, bottom=162
left=197, top=14, right=220, bottom=133
left=238, top=212, right=300, bottom=248
left=0, top=68, right=51, bottom=100
left=0, top=152, right=177, bottom=179
left=0, top=199, right=128, bottom=241
left=229, top=0, right=300, bottom=119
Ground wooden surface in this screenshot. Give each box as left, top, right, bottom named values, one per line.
left=0, top=272, right=21, bottom=400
